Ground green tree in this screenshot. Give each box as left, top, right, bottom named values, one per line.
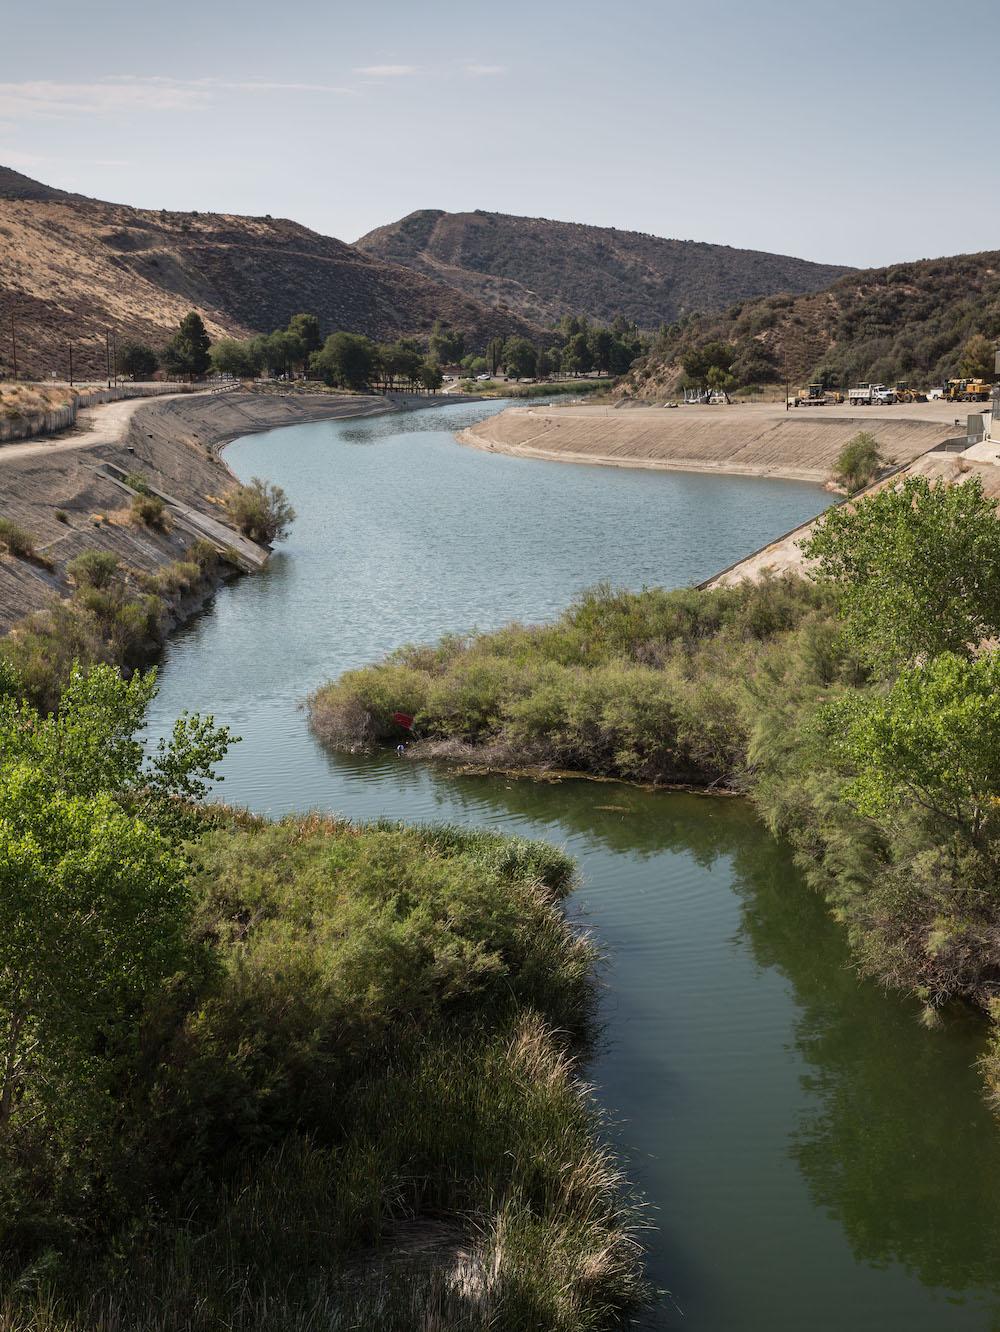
left=225, top=477, right=296, bottom=545
left=563, top=331, right=593, bottom=376
left=958, top=333, right=996, bottom=381
left=825, top=651, right=1000, bottom=856
left=503, top=336, right=537, bottom=380
left=311, top=332, right=375, bottom=389
left=287, top=313, right=322, bottom=364
left=0, top=664, right=232, bottom=1137
left=591, top=328, right=613, bottom=374
left=706, top=365, right=737, bottom=402
left=681, top=340, right=735, bottom=389
left=419, top=359, right=443, bottom=392
left=210, top=338, right=263, bottom=379
left=116, top=342, right=159, bottom=380
left=162, top=311, right=212, bottom=380
left=261, top=329, right=303, bottom=378
left=428, top=321, right=465, bottom=365
left=801, top=474, right=1000, bottom=671
left=832, top=431, right=885, bottom=494
left=608, top=339, right=636, bottom=375
left=487, top=337, right=506, bottom=377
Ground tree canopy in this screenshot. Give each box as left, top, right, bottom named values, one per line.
left=801, top=474, right=1000, bottom=671
left=162, top=311, right=212, bottom=379
left=116, top=342, right=159, bottom=380
left=825, top=651, right=1000, bottom=855
left=0, top=664, right=232, bottom=1139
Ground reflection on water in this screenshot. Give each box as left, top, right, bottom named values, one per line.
left=145, top=402, right=1000, bottom=1330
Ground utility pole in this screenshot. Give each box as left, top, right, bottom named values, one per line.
left=105, top=330, right=111, bottom=388
left=112, top=330, right=118, bottom=386
left=69, top=345, right=74, bottom=387
left=9, top=310, right=17, bottom=381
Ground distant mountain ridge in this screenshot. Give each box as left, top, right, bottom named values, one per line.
left=355, top=208, right=854, bottom=328
left=0, top=171, right=536, bottom=380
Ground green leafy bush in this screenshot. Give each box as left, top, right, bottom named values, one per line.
left=225, top=477, right=295, bottom=545
left=131, top=493, right=169, bottom=530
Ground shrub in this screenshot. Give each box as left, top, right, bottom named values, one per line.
left=225, top=477, right=295, bottom=545
left=67, top=550, right=120, bottom=590
left=131, top=494, right=169, bottom=530
left=0, top=518, right=38, bottom=560
left=125, top=471, right=154, bottom=496
left=832, top=431, right=885, bottom=493
left=55, top=510, right=69, bottom=525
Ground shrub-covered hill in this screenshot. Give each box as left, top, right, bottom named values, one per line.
left=0, top=169, right=537, bottom=381
left=356, top=208, right=852, bottom=330
left=621, top=250, right=1000, bottom=398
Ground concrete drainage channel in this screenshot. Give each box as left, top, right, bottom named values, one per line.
left=93, top=462, right=269, bottom=572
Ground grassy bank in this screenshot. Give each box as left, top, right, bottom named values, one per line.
left=309, top=476, right=1000, bottom=1098
left=0, top=667, right=645, bottom=1331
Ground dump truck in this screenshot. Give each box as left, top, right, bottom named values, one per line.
left=848, top=383, right=896, bottom=406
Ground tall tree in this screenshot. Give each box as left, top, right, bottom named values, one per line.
left=958, top=333, right=996, bottom=381
left=162, top=311, right=212, bottom=380
left=287, top=313, right=322, bottom=364
left=311, top=332, right=375, bottom=389
left=503, top=337, right=537, bottom=380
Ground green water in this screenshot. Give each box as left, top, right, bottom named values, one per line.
left=147, top=401, right=1000, bottom=1329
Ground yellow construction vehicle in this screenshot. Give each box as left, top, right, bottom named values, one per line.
left=894, top=382, right=927, bottom=403
left=943, top=378, right=993, bottom=402
left=789, top=383, right=827, bottom=407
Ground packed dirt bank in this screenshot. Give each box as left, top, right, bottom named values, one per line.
left=459, top=400, right=966, bottom=482
left=0, top=389, right=444, bottom=633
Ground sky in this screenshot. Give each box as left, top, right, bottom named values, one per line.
left=4, top=0, right=998, bottom=269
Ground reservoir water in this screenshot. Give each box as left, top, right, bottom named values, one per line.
left=148, top=401, right=1000, bottom=1330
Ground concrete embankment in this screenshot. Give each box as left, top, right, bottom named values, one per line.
left=0, top=389, right=414, bottom=633
left=704, top=432, right=1000, bottom=589
left=459, top=401, right=963, bottom=482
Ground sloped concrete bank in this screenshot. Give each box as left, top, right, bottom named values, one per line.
left=459, top=401, right=961, bottom=482
left=0, top=389, right=434, bottom=634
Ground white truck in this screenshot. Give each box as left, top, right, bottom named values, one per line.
left=848, top=382, right=896, bottom=406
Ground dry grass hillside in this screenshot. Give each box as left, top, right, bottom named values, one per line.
left=355, top=208, right=852, bottom=328
left=623, top=251, right=1000, bottom=399
left=0, top=170, right=535, bottom=380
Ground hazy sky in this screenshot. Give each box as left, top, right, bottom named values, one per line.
left=5, top=0, right=998, bottom=268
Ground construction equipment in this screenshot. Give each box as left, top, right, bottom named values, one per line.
left=849, top=383, right=896, bottom=406
left=893, top=382, right=927, bottom=403
left=943, top=378, right=992, bottom=402
left=789, top=383, right=827, bottom=407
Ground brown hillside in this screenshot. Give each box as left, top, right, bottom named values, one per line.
left=0, top=173, right=535, bottom=380
left=355, top=209, right=853, bottom=329
left=622, top=252, right=1000, bottom=399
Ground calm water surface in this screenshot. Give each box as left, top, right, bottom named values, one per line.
left=148, top=401, right=1000, bottom=1330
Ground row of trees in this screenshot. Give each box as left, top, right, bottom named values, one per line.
left=117, top=308, right=654, bottom=390
left=452, top=315, right=649, bottom=382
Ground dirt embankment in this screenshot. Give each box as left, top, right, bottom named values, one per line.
left=459, top=401, right=964, bottom=482
left=0, top=390, right=399, bottom=633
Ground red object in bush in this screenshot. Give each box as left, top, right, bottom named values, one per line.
left=392, top=711, right=414, bottom=730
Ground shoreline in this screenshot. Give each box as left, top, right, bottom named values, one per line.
left=458, top=400, right=965, bottom=484
left=0, top=388, right=478, bottom=635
